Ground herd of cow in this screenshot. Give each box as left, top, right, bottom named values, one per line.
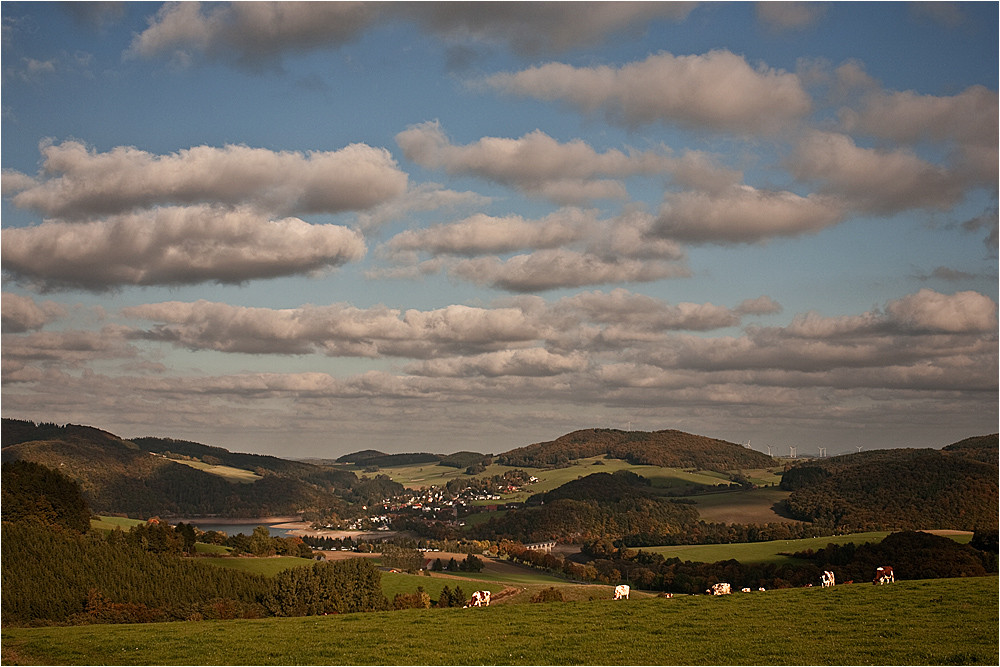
left=462, top=567, right=894, bottom=607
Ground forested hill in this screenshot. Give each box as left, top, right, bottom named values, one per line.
left=0, top=419, right=367, bottom=519
left=497, top=428, right=773, bottom=471
left=781, top=434, right=998, bottom=532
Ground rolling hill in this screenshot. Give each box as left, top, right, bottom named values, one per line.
left=0, top=419, right=361, bottom=518
left=496, top=428, right=774, bottom=471
left=780, top=435, right=998, bottom=531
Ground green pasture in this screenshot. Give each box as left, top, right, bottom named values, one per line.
left=196, top=556, right=316, bottom=576
left=90, top=516, right=146, bottom=532
left=378, top=456, right=740, bottom=501
left=679, top=486, right=793, bottom=524
left=168, top=458, right=262, bottom=483
left=193, top=543, right=231, bottom=555
left=4, top=577, right=996, bottom=665
left=641, top=530, right=973, bottom=565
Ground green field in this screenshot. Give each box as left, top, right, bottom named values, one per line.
left=642, top=530, right=974, bottom=565
left=167, top=458, right=262, bottom=483
left=196, top=556, right=317, bottom=576
left=3, top=577, right=996, bottom=665
left=377, top=456, right=761, bottom=501
left=90, top=516, right=146, bottom=532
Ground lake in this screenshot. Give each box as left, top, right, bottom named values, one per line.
left=173, top=518, right=296, bottom=537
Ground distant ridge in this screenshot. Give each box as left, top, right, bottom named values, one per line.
left=496, top=428, right=773, bottom=472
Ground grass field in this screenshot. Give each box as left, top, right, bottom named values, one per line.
left=196, top=556, right=317, bottom=576
left=378, top=456, right=758, bottom=499
left=3, top=577, right=996, bottom=665
left=642, top=530, right=974, bottom=565
left=90, top=516, right=146, bottom=532
left=167, top=458, right=262, bottom=483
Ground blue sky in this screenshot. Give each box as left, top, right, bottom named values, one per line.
left=2, top=2, right=997, bottom=459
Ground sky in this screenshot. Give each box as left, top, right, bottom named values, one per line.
left=1, top=1, right=997, bottom=460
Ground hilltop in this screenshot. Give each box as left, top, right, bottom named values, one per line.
left=1, top=419, right=371, bottom=518
left=496, top=428, right=773, bottom=471
left=781, top=435, right=998, bottom=531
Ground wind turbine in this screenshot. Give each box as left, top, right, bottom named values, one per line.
left=856, top=445, right=863, bottom=454
left=789, top=446, right=797, bottom=459
left=765, top=445, right=773, bottom=457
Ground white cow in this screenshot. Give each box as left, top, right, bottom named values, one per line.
left=709, top=583, right=731, bottom=596
left=614, top=584, right=630, bottom=600
left=740, top=588, right=752, bottom=593
left=821, top=570, right=836, bottom=588
left=468, top=590, right=491, bottom=607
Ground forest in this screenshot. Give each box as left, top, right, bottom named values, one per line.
left=497, top=428, right=774, bottom=471
left=780, top=437, right=998, bottom=531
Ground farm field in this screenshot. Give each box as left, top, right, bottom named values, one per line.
left=3, top=576, right=996, bottom=665
left=195, top=555, right=317, bottom=576
left=642, top=530, right=974, bottom=565
left=374, top=456, right=759, bottom=501
left=680, top=486, right=794, bottom=524
left=165, top=458, right=262, bottom=483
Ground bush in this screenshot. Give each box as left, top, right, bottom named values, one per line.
left=531, top=587, right=565, bottom=603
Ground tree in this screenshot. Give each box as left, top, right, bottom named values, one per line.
left=1, top=460, right=91, bottom=533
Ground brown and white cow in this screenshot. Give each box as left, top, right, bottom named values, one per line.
left=821, top=570, right=836, bottom=587
left=873, top=566, right=894, bottom=585
left=614, top=584, right=630, bottom=600
left=708, top=583, right=731, bottom=596
left=468, top=590, right=491, bottom=607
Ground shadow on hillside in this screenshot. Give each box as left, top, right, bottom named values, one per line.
left=770, top=499, right=799, bottom=521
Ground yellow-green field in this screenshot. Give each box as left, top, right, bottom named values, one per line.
left=642, top=530, right=974, bottom=564
left=167, top=458, right=262, bottom=483
left=90, top=516, right=146, bottom=531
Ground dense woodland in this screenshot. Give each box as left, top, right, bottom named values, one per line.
left=497, top=428, right=773, bottom=471
left=781, top=437, right=999, bottom=531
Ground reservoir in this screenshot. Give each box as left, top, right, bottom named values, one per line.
left=174, top=518, right=297, bottom=537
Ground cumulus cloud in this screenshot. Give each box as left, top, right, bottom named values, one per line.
left=406, top=348, right=589, bottom=378
left=1, top=293, right=68, bottom=333
left=404, top=2, right=696, bottom=55
left=381, top=208, right=596, bottom=258
left=788, top=131, right=965, bottom=214
left=483, top=50, right=812, bottom=134
left=654, top=185, right=844, bottom=244
left=450, top=249, right=690, bottom=292
left=128, top=1, right=381, bottom=68
left=354, top=183, right=491, bottom=231
left=123, top=300, right=542, bottom=359
left=755, top=2, right=827, bottom=31
left=884, top=289, right=997, bottom=334
left=1, top=206, right=366, bottom=291
left=396, top=122, right=672, bottom=204
left=5, top=140, right=408, bottom=219
left=127, top=2, right=696, bottom=68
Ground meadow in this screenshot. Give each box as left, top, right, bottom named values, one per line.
left=642, top=530, right=974, bottom=565
left=3, top=576, right=995, bottom=665
left=375, top=455, right=781, bottom=502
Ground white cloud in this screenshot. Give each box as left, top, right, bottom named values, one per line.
left=755, top=2, right=827, bottom=31
left=1, top=293, right=68, bottom=333
left=451, top=249, right=690, bottom=292
left=1, top=206, right=366, bottom=291
left=6, top=140, right=408, bottom=219
left=396, top=122, right=671, bottom=204
left=128, top=2, right=696, bottom=67
left=788, top=131, right=965, bottom=214
left=654, top=185, right=844, bottom=244
left=382, top=208, right=595, bottom=258
left=484, top=50, right=812, bottom=134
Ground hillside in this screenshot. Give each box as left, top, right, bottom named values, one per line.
left=0, top=419, right=359, bottom=519
left=780, top=435, right=998, bottom=531
left=497, top=428, right=773, bottom=471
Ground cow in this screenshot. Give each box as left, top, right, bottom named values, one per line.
left=740, top=588, right=751, bottom=593
left=614, top=584, right=630, bottom=600
left=468, top=590, right=491, bottom=607
left=821, top=570, right=836, bottom=588
left=708, top=583, right=731, bottom=596
left=873, top=566, right=894, bottom=585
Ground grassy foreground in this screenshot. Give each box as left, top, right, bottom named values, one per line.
left=3, top=577, right=996, bottom=665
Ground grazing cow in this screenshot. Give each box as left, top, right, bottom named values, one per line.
left=468, top=590, right=491, bottom=607
left=873, top=566, right=894, bottom=585
left=758, top=587, right=766, bottom=592
left=614, top=584, right=630, bottom=600
left=740, top=588, right=751, bottom=593
left=821, top=570, right=836, bottom=588
left=709, top=583, right=732, bottom=596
